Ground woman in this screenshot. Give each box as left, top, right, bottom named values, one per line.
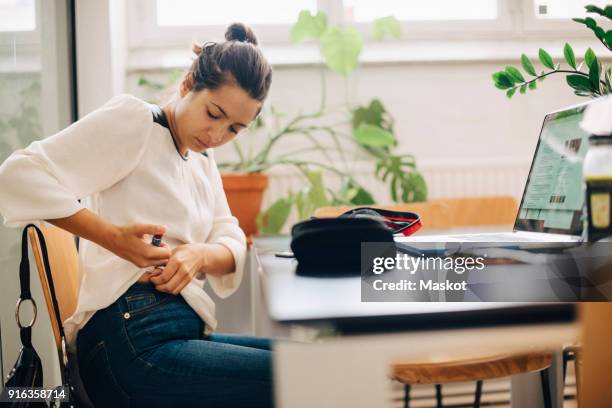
left=0, top=23, right=273, bottom=407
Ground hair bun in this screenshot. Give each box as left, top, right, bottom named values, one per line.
left=225, top=22, right=258, bottom=46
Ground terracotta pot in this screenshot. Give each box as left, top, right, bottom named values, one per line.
left=221, top=172, right=268, bottom=238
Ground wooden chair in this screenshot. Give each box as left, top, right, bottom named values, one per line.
left=392, top=352, right=553, bottom=408
left=313, top=196, right=518, bottom=231
left=28, top=223, right=80, bottom=376
left=27, top=222, right=97, bottom=408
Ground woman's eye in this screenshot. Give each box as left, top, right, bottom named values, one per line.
left=207, top=111, right=220, bottom=120
left=230, top=127, right=238, bottom=134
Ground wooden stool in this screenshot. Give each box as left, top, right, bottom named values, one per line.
left=391, top=351, right=553, bottom=408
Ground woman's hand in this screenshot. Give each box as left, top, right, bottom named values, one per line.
left=150, top=244, right=205, bottom=294
left=104, top=224, right=171, bottom=268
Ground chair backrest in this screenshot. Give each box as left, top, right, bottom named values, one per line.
left=313, top=196, right=518, bottom=231
left=28, top=223, right=79, bottom=353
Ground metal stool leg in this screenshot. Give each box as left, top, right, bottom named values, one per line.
left=562, top=349, right=571, bottom=386
left=403, top=384, right=411, bottom=408
left=540, top=368, right=553, bottom=408
left=435, top=384, right=443, bottom=408
left=474, top=380, right=483, bottom=408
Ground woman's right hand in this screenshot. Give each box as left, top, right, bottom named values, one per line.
left=104, top=224, right=171, bottom=268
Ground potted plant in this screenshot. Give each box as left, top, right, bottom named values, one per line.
left=138, top=10, right=428, bottom=237
left=492, top=4, right=611, bottom=99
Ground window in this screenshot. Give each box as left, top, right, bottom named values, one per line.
left=533, top=0, right=609, bottom=19
left=128, top=0, right=320, bottom=48
left=127, top=0, right=604, bottom=67
left=0, top=0, right=36, bottom=32
left=343, top=0, right=498, bottom=22
left=156, top=0, right=317, bottom=26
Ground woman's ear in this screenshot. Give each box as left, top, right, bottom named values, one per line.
left=179, top=73, right=194, bottom=97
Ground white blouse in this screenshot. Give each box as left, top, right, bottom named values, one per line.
left=0, top=94, right=246, bottom=348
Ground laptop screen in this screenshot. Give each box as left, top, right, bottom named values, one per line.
left=514, top=103, right=591, bottom=236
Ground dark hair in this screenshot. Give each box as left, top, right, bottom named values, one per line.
left=189, top=23, right=272, bottom=103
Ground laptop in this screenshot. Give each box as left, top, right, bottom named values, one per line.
left=397, top=100, right=593, bottom=244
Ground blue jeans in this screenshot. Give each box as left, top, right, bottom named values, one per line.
left=77, top=282, right=274, bottom=407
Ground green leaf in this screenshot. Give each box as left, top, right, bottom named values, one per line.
left=563, top=43, right=576, bottom=70
left=538, top=48, right=555, bottom=70
left=403, top=172, right=428, bottom=202
left=606, top=6, right=612, bottom=19
left=305, top=170, right=330, bottom=209
left=521, top=54, right=537, bottom=76
left=351, top=99, right=389, bottom=131
left=506, top=88, right=516, bottom=99
left=353, top=124, right=396, bottom=147
left=594, top=26, right=605, bottom=40
left=604, top=68, right=612, bottom=93
left=567, top=74, right=594, bottom=93
left=529, top=81, right=537, bottom=90
left=585, top=5, right=605, bottom=15
left=371, top=16, right=401, bottom=40
left=492, top=71, right=515, bottom=89
left=589, top=58, right=601, bottom=92
left=505, top=66, right=525, bottom=83
left=351, top=187, right=375, bottom=205
left=137, top=77, right=165, bottom=91
left=291, top=10, right=328, bottom=43
left=584, top=17, right=597, bottom=29
left=572, top=18, right=587, bottom=25
left=585, top=48, right=596, bottom=68
left=519, top=84, right=527, bottom=94
left=256, top=198, right=293, bottom=235
left=606, top=31, right=612, bottom=47
left=320, top=26, right=363, bottom=76
left=339, top=179, right=375, bottom=205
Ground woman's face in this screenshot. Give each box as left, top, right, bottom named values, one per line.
left=172, top=77, right=261, bottom=154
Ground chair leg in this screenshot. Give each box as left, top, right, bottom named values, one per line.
left=562, top=349, right=572, bottom=386
left=435, top=384, right=443, bottom=408
left=540, top=368, right=553, bottom=408
left=403, top=384, right=411, bottom=408
left=474, top=380, right=483, bottom=408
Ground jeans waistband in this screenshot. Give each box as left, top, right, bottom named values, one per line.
left=125, top=281, right=157, bottom=295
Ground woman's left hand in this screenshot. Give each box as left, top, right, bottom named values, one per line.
left=150, top=244, right=205, bottom=294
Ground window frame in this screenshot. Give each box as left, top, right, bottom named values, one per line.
left=127, top=0, right=331, bottom=48
left=128, top=0, right=524, bottom=48
left=0, top=0, right=41, bottom=48
left=344, top=0, right=515, bottom=41
left=520, top=0, right=608, bottom=37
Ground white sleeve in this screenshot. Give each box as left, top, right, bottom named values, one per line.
left=204, top=150, right=247, bottom=299
left=0, top=94, right=153, bottom=227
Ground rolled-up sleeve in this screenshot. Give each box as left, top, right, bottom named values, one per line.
left=204, top=150, right=247, bottom=299
left=0, top=95, right=152, bottom=227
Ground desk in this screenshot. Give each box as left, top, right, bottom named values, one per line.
left=253, top=236, right=578, bottom=408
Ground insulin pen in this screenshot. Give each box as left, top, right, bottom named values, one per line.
left=149, top=234, right=164, bottom=276
left=151, top=234, right=163, bottom=247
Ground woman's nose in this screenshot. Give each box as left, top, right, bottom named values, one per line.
left=209, top=127, right=225, bottom=145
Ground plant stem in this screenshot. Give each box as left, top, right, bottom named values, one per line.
left=510, top=69, right=607, bottom=94
left=275, top=146, right=347, bottom=159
